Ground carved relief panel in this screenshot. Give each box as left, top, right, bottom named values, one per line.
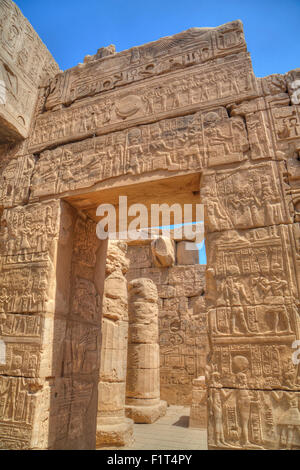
left=44, top=20, right=246, bottom=111
left=30, top=108, right=249, bottom=200
left=0, top=0, right=59, bottom=140
left=29, top=55, right=257, bottom=152
left=201, top=161, right=292, bottom=233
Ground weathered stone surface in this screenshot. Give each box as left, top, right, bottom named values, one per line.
left=29, top=108, right=250, bottom=201
left=0, top=5, right=299, bottom=450
left=125, top=400, right=167, bottom=424
left=96, top=241, right=133, bottom=448
left=127, top=246, right=208, bottom=406
left=189, top=376, right=207, bottom=429
left=208, top=387, right=300, bottom=450
left=126, top=278, right=166, bottom=423
left=151, top=237, right=176, bottom=267
left=0, top=0, right=59, bottom=142
left=176, top=241, right=199, bottom=265
left=44, top=20, right=247, bottom=111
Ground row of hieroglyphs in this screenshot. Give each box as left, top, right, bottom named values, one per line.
left=0, top=376, right=95, bottom=450
left=28, top=56, right=257, bottom=151
left=44, top=20, right=246, bottom=110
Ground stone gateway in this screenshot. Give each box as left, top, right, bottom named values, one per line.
left=0, top=0, right=299, bottom=450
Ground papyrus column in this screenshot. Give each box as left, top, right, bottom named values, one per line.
left=126, top=278, right=167, bottom=423
left=96, top=241, right=133, bottom=447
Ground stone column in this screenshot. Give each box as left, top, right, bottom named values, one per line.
left=189, top=376, right=207, bottom=429
left=96, top=241, right=134, bottom=447
left=125, top=278, right=167, bottom=423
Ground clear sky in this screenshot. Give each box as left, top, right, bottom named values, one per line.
left=15, top=0, right=299, bottom=77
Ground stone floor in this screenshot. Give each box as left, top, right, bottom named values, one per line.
left=107, top=406, right=207, bottom=450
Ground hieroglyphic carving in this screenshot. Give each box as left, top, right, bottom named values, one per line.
left=270, top=105, right=300, bottom=144
left=0, top=0, right=59, bottom=140
left=0, top=208, right=57, bottom=263
left=30, top=108, right=249, bottom=200
left=0, top=201, right=60, bottom=315
left=0, top=8, right=299, bottom=450
left=230, top=98, right=278, bottom=160
left=0, top=200, right=73, bottom=388
left=47, top=377, right=96, bottom=450
left=206, top=225, right=299, bottom=307
left=201, top=162, right=292, bottom=232
left=206, top=225, right=300, bottom=392
left=44, top=20, right=246, bottom=111
left=189, top=376, right=207, bottom=428
left=29, top=55, right=257, bottom=152
left=0, top=155, right=35, bottom=208
left=0, top=376, right=43, bottom=449
left=63, top=215, right=101, bottom=376
left=208, top=388, right=300, bottom=450
left=127, top=244, right=207, bottom=406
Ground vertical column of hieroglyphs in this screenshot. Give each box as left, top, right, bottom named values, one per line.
left=0, top=0, right=59, bottom=141
left=202, top=66, right=300, bottom=448
left=126, top=278, right=167, bottom=423
left=96, top=241, right=134, bottom=448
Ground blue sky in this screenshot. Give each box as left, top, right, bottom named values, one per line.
left=15, top=0, right=299, bottom=77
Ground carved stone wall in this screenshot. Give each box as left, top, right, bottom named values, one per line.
left=0, top=199, right=106, bottom=449
left=203, top=71, right=300, bottom=447
left=126, top=240, right=208, bottom=406
left=0, top=0, right=59, bottom=142
left=0, top=6, right=299, bottom=449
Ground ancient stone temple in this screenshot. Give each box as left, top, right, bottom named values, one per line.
left=0, top=0, right=300, bottom=450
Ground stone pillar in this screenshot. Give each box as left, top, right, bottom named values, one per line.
left=189, top=376, right=207, bottom=429
left=125, top=278, right=167, bottom=423
left=0, top=200, right=108, bottom=449
left=96, top=241, right=134, bottom=447
left=0, top=200, right=74, bottom=449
